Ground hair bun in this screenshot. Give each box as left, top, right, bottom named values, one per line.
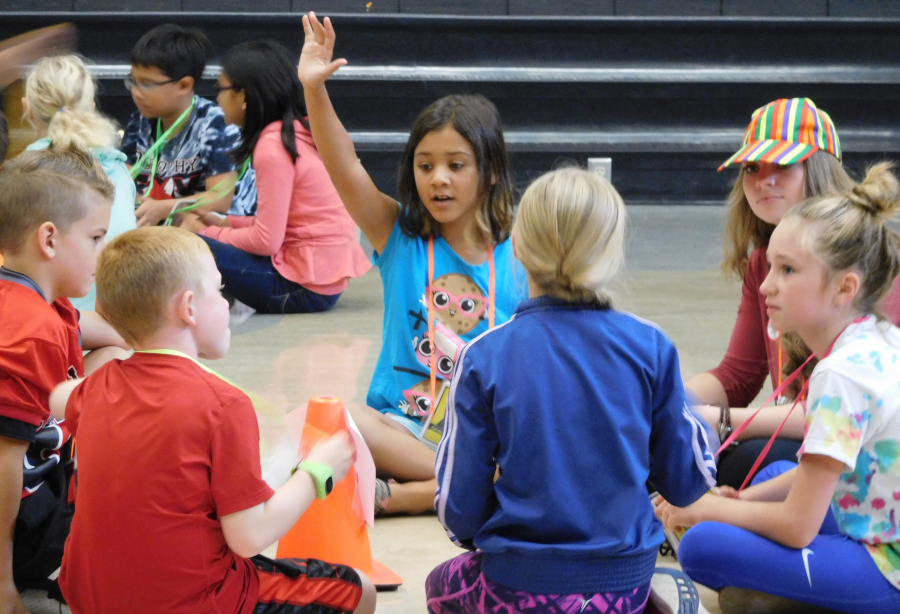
left=848, top=161, right=900, bottom=222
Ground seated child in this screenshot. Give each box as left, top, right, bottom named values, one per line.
left=0, top=147, right=128, bottom=612
left=428, top=168, right=717, bottom=614
left=122, top=24, right=255, bottom=227
left=23, top=54, right=138, bottom=311
left=50, top=226, right=376, bottom=614
left=657, top=163, right=900, bottom=613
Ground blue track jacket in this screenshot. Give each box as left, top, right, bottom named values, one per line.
left=435, top=297, right=717, bottom=594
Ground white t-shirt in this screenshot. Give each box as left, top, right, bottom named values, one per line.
left=800, top=315, right=900, bottom=588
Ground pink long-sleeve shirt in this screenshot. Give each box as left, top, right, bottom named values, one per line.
left=201, top=121, right=370, bottom=295
left=708, top=246, right=900, bottom=407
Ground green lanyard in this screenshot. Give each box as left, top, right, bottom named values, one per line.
left=129, top=96, right=198, bottom=186
left=163, top=156, right=251, bottom=226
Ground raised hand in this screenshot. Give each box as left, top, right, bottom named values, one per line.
left=298, top=12, right=348, bottom=90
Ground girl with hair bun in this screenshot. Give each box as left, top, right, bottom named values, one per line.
left=23, top=54, right=136, bottom=310
left=658, top=163, right=900, bottom=613
left=429, top=168, right=716, bottom=614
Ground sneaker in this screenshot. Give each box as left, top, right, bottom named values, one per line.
left=645, top=567, right=708, bottom=614
left=20, top=589, right=71, bottom=614
left=718, top=587, right=842, bottom=614
left=229, top=299, right=256, bottom=325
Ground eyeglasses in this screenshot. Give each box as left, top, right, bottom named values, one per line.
left=214, top=83, right=241, bottom=95
left=124, top=75, right=178, bottom=92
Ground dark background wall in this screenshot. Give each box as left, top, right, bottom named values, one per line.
left=3, top=0, right=900, bottom=17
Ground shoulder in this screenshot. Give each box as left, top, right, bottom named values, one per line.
left=1, top=283, right=69, bottom=343
left=192, top=98, right=228, bottom=133
left=745, top=246, right=769, bottom=278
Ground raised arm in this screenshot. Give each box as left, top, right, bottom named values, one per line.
left=298, top=13, right=398, bottom=254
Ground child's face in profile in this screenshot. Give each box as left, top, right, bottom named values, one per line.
left=54, top=197, right=111, bottom=300
left=192, top=251, right=231, bottom=360
left=128, top=65, right=183, bottom=120
left=760, top=219, right=834, bottom=337
left=413, top=126, right=482, bottom=232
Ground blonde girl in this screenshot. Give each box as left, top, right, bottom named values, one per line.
left=297, top=13, right=526, bottom=514
left=23, top=54, right=136, bottom=310
left=658, top=164, right=900, bottom=614
left=429, top=168, right=716, bottom=614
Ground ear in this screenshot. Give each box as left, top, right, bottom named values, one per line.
left=177, top=76, right=195, bottom=96
left=37, top=222, right=59, bottom=260
left=174, top=289, right=198, bottom=327
left=833, top=269, right=861, bottom=308
left=511, top=232, right=519, bottom=259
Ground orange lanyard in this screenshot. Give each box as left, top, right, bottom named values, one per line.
left=426, top=236, right=495, bottom=405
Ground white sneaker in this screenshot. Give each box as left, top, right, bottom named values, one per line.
left=647, top=567, right=708, bottom=614
left=229, top=299, right=256, bottom=325
left=19, top=589, right=71, bottom=614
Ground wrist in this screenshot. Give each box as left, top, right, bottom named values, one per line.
left=292, top=459, right=334, bottom=499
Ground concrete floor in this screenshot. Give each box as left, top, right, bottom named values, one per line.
left=209, top=205, right=755, bottom=614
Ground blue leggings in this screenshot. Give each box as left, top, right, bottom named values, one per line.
left=200, top=235, right=340, bottom=314
left=679, top=461, right=900, bottom=614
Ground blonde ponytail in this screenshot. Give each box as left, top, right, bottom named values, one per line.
left=25, top=55, right=120, bottom=151
left=513, top=167, right=626, bottom=305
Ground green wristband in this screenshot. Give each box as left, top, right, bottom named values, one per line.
left=292, top=459, right=334, bottom=499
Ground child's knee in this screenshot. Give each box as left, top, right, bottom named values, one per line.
left=678, top=522, right=726, bottom=578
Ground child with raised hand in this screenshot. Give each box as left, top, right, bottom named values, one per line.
left=428, top=168, right=716, bottom=614
left=122, top=24, right=253, bottom=227
left=297, top=13, right=526, bottom=514
left=0, top=146, right=128, bottom=614
left=657, top=164, right=900, bottom=614
left=181, top=40, right=370, bottom=314
left=50, top=226, right=376, bottom=614
left=23, top=54, right=137, bottom=311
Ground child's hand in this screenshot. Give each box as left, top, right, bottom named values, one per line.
left=306, top=432, right=356, bottom=484
left=713, top=485, right=740, bottom=499
left=654, top=494, right=702, bottom=532
left=135, top=196, right=177, bottom=227
left=178, top=212, right=208, bottom=234
left=298, top=12, right=348, bottom=90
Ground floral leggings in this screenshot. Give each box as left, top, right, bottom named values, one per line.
left=425, top=551, right=650, bottom=614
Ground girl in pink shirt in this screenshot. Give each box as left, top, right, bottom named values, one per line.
left=183, top=40, right=369, bottom=313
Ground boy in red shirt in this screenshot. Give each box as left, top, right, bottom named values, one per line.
left=49, top=226, right=376, bottom=614
left=0, top=147, right=128, bottom=613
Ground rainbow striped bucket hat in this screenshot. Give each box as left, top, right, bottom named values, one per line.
left=718, top=98, right=841, bottom=171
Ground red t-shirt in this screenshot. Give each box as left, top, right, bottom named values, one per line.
left=59, top=353, right=275, bottom=614
left=708, top=246, right=900, bottom=407
left=0, top=272, right=82, bottom=499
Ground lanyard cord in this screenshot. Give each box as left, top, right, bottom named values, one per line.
left=129, top=96, right=197, bottom=185
left=425, top=236, right=495, bottom=410
left=722, top=330, right=844, bottom=492
left=163, top=156, right=251, bottom=226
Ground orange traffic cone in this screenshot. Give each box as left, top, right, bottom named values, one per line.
left=276, top=397, right=403, bottom=589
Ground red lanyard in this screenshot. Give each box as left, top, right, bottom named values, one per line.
left=426, top=236, right=495, bottom=406
left=721, top=329, right=846, bottom=492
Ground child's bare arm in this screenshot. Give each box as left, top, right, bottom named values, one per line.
left=49, top=378, right=84, bottom=422
left=220, top=432, right=355, bottom=558
left=79, top=311, right=128, bottom=352
left=298, top=13, right=399, bottom=254
left=0, top=436, right=29, bottom=614
left=657, top=454, right=842, bottom=549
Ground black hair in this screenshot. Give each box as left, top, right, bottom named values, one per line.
left=130, top=24, right=213, bottom=83
left=397, top=94, right=514, bottom=244
left=220, top=41, right=309, bottom=165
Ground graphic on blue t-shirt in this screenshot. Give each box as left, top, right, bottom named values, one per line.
left=368, top=219, right=527, bottom=422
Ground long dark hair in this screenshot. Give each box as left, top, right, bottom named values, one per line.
left=220, top=40, right=309, bottom=164
left=397, top=94, right=514, bottom=244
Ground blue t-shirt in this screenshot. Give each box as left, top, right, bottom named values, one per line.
left=121, top=96, right=255, bottom=215
left=368, top=219, right=528, bottom=422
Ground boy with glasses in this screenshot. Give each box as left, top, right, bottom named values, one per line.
left=122, top=24, right=256, bottom=227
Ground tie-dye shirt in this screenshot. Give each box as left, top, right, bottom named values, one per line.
left=800, top=315, right=900, bottom=589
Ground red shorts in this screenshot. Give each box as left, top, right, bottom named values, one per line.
left=252, top=556, right=363, bottom=614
